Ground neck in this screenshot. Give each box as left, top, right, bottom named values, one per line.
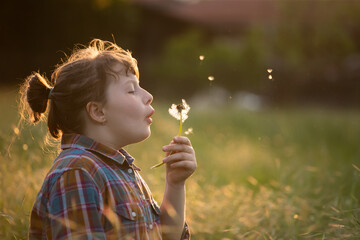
left=83, top=126, right=127, bottom=150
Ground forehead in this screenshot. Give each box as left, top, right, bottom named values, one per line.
left=107, top=62, right=139, bottom=84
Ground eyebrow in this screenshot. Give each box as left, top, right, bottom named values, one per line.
left=125, top=78, right=140, bottom=86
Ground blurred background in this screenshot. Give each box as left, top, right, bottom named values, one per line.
left=1, top=0, right=360, bottom=239
left=1, top=0, right=360, bottom=107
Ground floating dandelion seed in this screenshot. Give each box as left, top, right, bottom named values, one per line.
left=199, top=55, right=205, bottom=61
left=293, top=214, right=299, bottom=219
left=185, top=128, right=193, bottom=135
left=267, top=68, right=274, bottom=81
left=151, top=99, right=191, bottom=169
left=208, top=76, right=215, bottom=86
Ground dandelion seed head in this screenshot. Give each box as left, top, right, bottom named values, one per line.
left=199, top=55, right=205, bottom=61
left=293, top=214, right=299, bottom=219
left=168, top=99, right=190, bottom=123
left=268, top=75, right=273, bottom=80
left=267, top=68, right=273, bottom=73
left=176, top=104, right=185, bottom=112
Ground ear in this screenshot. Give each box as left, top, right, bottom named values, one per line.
left=85, top=101, right=106, bottom=124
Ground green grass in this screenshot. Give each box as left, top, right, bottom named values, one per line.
left=1, top=87, right=360, bottom=239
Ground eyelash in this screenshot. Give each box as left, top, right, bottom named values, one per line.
left=128, top=84, right=141, bottom=94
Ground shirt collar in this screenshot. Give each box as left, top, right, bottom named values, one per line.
left=60, top=133, right=135, bottom=166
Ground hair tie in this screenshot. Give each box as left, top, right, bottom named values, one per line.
left=48, top=87, right=54, bottom=99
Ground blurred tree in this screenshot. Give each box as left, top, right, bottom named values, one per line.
left=0, top=0, right=141, bottom=85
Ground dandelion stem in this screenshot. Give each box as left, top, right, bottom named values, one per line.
left=151, top=114, right=183, bottom=169
left=150, top=161, right=165, bottom=169
left=178, top=114, right=183, bottom=137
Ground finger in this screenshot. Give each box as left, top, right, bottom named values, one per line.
left=162, top=144, right=193, bottom=154
left=163, top=140, right=176, bottom=156
left=163, top=152, right=193, bottom=164
left=172, top=136, right=192, bottom=146
left=169, top=160, right=195, bottom=169
left=166, top=140, right=175, bottom=146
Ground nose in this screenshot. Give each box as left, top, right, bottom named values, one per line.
left=145, top=90, right=153, bottom=105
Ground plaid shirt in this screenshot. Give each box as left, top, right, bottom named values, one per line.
left=29, top=133, right=190, bottom=239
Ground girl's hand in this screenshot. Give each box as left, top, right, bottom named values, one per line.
left=162, top=136, right=197, bottom=187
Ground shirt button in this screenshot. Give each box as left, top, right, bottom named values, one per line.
left=149, top=224, right=153, bottom=229
left=127, top=168, right=133, bottom=174
left=131, top=211, right=137, bottom=217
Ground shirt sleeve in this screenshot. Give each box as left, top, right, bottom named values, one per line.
left=180, top=221, right=191, bottom=240
left=48, top=169, right=106, bottom=239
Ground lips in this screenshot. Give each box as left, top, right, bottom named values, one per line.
left=146, top=109, right=155, bottom=119
left=146, top=109, right=154, bottom=124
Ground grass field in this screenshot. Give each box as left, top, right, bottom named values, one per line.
left=0, top=87, right=360, bottom=239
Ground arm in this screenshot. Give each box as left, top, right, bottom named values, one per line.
left=160, top=136, right=197, bottom=240
left=161, top=181, right=185, bottom=239
left=48, top=169, right=106, bottom=239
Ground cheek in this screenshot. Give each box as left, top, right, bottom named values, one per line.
left=106, top=99, right=141, bottom=125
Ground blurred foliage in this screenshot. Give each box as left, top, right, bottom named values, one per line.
left=146, top=1, right=360, bottom=106
left=147, top=29, right=269, bottom=99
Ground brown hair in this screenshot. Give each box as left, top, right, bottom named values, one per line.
left=19, top=38, right=139, bottom=139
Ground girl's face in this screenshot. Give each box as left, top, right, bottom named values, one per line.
left=103, top=64, right=154, bottom=147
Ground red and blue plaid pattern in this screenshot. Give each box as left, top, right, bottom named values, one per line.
left=29, top=133, right=190, bottom=239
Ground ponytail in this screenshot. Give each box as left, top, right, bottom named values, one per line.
left=20, top=72, right=53, bottom=123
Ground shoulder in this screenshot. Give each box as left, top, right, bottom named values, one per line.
left=48, top=148, right=106, bottom=177
left=42, top=149, right=111, bottom=195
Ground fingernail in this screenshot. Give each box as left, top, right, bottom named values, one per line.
left=162, top=146, right=167, bottom=151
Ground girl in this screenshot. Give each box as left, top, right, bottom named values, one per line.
left=20, top=39, right=197, bottom=239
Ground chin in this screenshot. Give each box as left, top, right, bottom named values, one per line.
left=142, top=129, right=152, bottom=141
left=133, top=129, right=151, bottom=144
